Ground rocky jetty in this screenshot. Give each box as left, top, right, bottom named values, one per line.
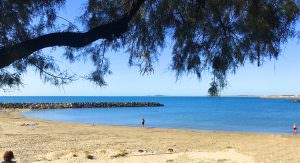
left=0, top=102, right=164, bottom=110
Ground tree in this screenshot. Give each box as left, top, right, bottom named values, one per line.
left=0, top=0, right=299, bottom=95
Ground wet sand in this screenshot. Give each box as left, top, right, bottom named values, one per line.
left=0, top=109, right=300, bottom=163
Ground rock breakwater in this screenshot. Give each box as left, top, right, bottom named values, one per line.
left=0, top=102, right=164, bottom=110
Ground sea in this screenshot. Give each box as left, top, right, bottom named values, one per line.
left=1, top=96, right=299, bottom=134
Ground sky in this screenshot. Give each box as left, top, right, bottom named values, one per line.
left=2, top=1, right=300, bottom=96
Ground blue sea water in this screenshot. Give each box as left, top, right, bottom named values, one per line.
left=1, top=96, right=300, bottom=134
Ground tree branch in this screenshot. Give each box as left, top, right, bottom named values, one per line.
left=0, top=0, right=146, bottom=69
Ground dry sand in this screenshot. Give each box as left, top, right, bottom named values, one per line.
left=0, top=109, right=300, bottom=163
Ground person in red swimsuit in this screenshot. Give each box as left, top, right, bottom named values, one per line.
left=293, top=123, right=297, bottom=136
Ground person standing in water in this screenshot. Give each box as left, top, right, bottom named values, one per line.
left=293, top=123, right=297, bottom=136
left=141, top=118, right=145, bottom=128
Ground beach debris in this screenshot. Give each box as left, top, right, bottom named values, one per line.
left=84, top=151, right=94, bottom=160
left=87, top=155, right=94, bottom=159
left=168, top=148, right=174, bottom=153
left=217, top=159, right=231, bottom=162
left=110, top=151, right=128, bottom=158
left=20, top=122, right=38, bottom=126
left=138, top=149, right=144, bottom=153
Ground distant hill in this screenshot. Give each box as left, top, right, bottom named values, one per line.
left=150, top=95, right=167, bottom=97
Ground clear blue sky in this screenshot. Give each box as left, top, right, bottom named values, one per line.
left=2, top=1, right=300, bottom=96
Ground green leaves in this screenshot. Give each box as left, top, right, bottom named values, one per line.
left=129, top=0, right=299, bottom=95
left=0, top=0, right=299, bottom=95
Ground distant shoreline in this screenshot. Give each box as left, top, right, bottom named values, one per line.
left=260, top=95, right=300, bottom=99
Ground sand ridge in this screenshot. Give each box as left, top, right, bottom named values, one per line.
left=0, top=109, right=299, bottom=162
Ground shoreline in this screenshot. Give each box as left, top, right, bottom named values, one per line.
left=1, top=109, right=300, bottom=162
left=22, top=110, right=291, bottom=136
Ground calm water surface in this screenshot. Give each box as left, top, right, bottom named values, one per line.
left=1, top=96, right=299, bottom=134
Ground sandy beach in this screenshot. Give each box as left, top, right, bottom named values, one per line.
left=0, top=109, right=300, bottom=163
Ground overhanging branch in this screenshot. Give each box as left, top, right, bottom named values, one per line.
left=0, top=0, right=146, bottom=69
